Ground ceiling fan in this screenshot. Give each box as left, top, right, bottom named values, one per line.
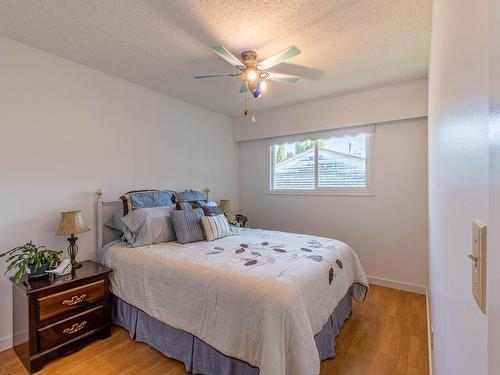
left=194, top=46, right=301, bottom=99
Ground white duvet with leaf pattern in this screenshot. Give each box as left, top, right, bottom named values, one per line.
left=102, top=228, right=368, bottom=375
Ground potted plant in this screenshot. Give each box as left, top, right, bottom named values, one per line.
left=1, top=241, right=62, bottom=283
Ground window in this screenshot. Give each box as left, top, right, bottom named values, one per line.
left=268, top=126, right=374, bottom=195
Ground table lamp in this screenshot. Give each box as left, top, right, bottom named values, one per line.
left=219, top=200, right=231, bottom=214
left=56, top=210, right=89, bottom=268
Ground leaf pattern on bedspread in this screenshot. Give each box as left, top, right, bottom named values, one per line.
left=207, top=251, right=221, bottom=255
left=306, top=255, right=323, bottom=262
left=225, top=230, right=344, bottom=269
left=307, top=240, right=321, bottom=245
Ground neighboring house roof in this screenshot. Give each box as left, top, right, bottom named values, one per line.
left=274, top=147, right=366, bottom=189
left=275, top=147, right=364, bottom=168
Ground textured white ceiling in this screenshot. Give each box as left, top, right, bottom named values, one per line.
left=0, top=0, right=432, bottom=117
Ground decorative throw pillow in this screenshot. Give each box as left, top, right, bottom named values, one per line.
left=120, top=206, right=176, bottom=247
left=176, top=200, right=207, bottom=210
left=201, top=214, right=232, bottom=242
left=120, top=190, right=175, bottom=215
left=201, top=206, right=224, bottom=216
left=170, top=208, right=205, bottom=244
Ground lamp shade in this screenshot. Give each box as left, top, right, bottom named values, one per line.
left=219, top=200, right=231, bottom=213
left=56, top=210, right=90, bottom=235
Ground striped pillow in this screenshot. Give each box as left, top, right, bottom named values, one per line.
left=170, top=208, right=205, bottom=244
left=176, top=200, right=207, bottom=210
left=201, top=214, right=232, bottom=242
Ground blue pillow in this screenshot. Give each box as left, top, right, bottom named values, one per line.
left=120, top=190, right=175, bottom=215
left=175, top=190, right=207, bottom=202
left=170, top=208, right=205, bottom=244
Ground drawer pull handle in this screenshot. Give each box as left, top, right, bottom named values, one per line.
left=63, top=321, right=87, bottom=334
left=62, top=294, right=87, bottom=306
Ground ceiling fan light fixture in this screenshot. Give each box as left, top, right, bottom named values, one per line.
left=247, top=81, right=262, bottom=98
left=246, top=69, right=257, bottom=81
left=251, top=88, right=262, bottom=99
left=194, top=46, right=302, bottom=107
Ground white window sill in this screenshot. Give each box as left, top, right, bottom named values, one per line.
left=266, top=190, right=375, bottom=197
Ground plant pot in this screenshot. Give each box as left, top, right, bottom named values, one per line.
left=28, top=263, right=49, bottom=279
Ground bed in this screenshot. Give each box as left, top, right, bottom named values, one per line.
left=96, top=192, right=368, bottom=375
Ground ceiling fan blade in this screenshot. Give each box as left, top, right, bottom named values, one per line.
left=211, top=47, right=246, bottom=70
left=239, top=82, right=248, bottom=93
left=193, top=73, right=229, bottom=79
left=266, top=72, right=300, bottom=84
left=270, top=63, right=325, bottom=81
left=258, top=46, right=301, bottom=70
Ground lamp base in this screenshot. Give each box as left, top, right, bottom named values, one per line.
left=67, top=235, right=82, bottom=269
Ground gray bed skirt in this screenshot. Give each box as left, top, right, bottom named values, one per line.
left=111, top=286, right=353, bottom=375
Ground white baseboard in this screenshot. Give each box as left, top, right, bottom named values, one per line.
left=0, top=334, right=12, bottom=352
left=367, top=276, right=426, bottom=295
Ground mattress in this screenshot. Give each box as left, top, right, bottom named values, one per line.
left=100, top=227, right=368, bottom=375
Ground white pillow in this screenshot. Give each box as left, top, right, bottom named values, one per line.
left=201, top=214, right=232, bottom=241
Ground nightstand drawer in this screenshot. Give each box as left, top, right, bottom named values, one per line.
left=37, top=306, right=105, bottom=352
left=37, top=280, right=105, bottom=321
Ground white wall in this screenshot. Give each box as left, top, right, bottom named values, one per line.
left=234, top=79, right=428, bottom=141
left=237, top=80, right=429, bottom=292
left=239, top=116, right=428, bottom=292
left=0, top=37, right=239, bottom=350
left=428, top=1, right=490, bottom=374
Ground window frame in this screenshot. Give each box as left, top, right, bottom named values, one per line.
left=266, top=125, right=375, bottom=196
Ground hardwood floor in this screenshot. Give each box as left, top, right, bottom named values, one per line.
left=0, top=285, right=429, bottom=375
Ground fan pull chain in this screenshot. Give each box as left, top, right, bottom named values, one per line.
left=243, top=91, right=248, bottom=117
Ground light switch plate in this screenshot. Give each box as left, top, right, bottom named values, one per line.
left=470, top=220, right=487, bottom=314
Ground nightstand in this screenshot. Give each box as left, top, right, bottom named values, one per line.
left=11, top=260, right=113, bottom=373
